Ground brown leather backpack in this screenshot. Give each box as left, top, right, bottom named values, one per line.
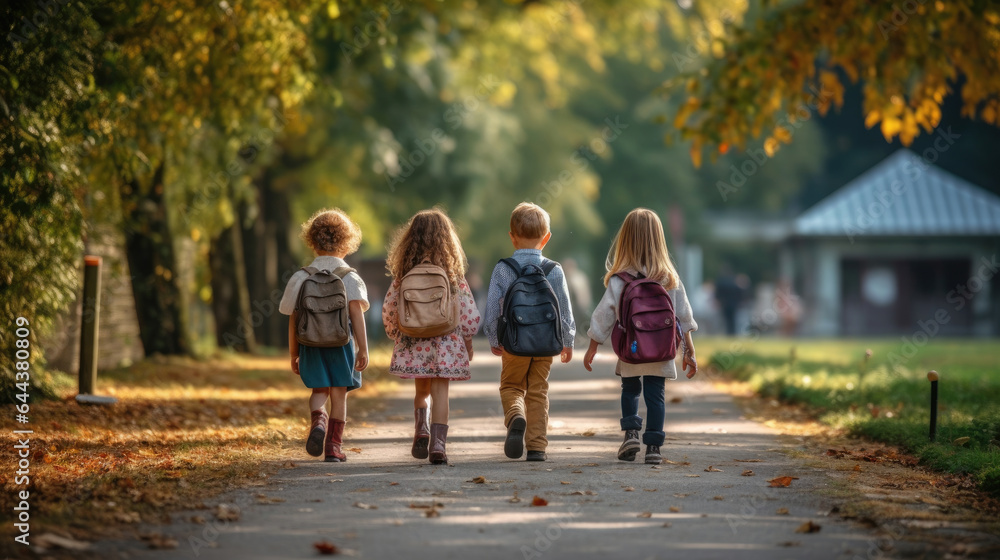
left=397, top=262, right=459, bottom=338
left=294, top=266, right=355, bottom=347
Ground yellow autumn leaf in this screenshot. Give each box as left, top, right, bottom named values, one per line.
left=327, top=1, right=340, bottom=19
left=864, top=110, right=881, bottom=129
left=763, top=137, right=779, bottom=157
left=690, top=138, right=703, bottom=168
left=899, top=112, right=918, bottom=146
left=773, top=125, right=792, bottom=143
left=880, top=117, right=902, bottom=141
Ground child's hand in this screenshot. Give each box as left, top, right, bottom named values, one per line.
left=291, top=355, right=300, bottom=375
left=583, top=340, right=599, bottom=372
left=560, top=347, right=573, bottom=363
left=490, top=346, right=504, bottom=356
left=465, top=338, right=475, bottom=360
left=683, top=350, right=698, bottom=378
left=354, top=349, right=369, bottom=371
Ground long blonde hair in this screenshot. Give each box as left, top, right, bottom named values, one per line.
left=386, top=208, right=468, bottom=287
left=603, top=208, right=679, bottom=289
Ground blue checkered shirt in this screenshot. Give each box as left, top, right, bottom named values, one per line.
left=483, top=249, right=576, bottom=349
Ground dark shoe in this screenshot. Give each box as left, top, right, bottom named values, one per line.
left=504, top=416, right=526, bottom=459
left=429, top=423, right=449, bottom=464
left=324, top=418, right=347, bottom=462
left=412, top=408, right=430, bottom=459
left=306, top=409, right=328, bottom=457
left=526, top=450, right=547, bottom=462
left=644, top=444, right=663, bottom=464
left=617, top=429, right=641, bottom=461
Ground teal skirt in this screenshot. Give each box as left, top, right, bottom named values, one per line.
left=298, top=341, right=362, bottom=391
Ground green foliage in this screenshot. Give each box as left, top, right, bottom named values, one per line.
left=706, top=339, right=1000, bottom=497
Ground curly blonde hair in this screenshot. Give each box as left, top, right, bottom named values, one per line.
left=301, top=208, right=362, bottom=255
left=386, top=208, right=467, bottom=287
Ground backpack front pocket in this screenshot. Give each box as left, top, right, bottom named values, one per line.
left=509, top=302, right=561, bottom=355
left=401, top=287, right=449, bottom=329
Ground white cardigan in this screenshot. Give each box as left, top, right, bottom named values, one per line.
left=587, top=270, right=697, bottom=379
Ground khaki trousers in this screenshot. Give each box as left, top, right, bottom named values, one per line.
left=500, top=353, right=552, bottom=452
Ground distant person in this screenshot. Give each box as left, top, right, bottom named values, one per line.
left=484, top=202, right=575, bottom=462
left=775, top=278, right=803, bottom=336
left=563, top=258, right=593, bottom=336
left=583, top=209, right=698, bottom=465
left=382, top=209, right=481, bottom=465
left=279, top=208, right=369, bottom=463
left=714, top=266, right=743, bottom=335
left=691, top=281, right=720, bottom=334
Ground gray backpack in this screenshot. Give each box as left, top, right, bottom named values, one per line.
left=294, top=266, right=355, bottom=347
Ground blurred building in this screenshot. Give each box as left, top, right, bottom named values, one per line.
left=709, top=150, right=1000, bottom=337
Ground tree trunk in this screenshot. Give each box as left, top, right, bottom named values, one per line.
left=210, top=206, right=257, bottom=353
left=123, top=163, right=191, bottom=356
left=243, top=168, right=297, bottom=348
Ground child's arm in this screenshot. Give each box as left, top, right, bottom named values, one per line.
left=582, top=339, right=599, bottom=371
left=458, top=281, right=481, bottom=361
left=682, top=330, right=698, bottom=378
left=349, top=300, right=368, bottom=371
left=482, top=265, right=506, bottom=355
left=288, top=313, right=300, bottom=375
left=552, top=264, right=576, bottom=363
left=583, top=282, right=618, bottom=371
left=382, top=281, right=401, bottom=342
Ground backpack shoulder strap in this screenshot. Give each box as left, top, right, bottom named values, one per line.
left=331, top=266, right=356, bottom=279
left=615, top=271, right=636, bottom=283
left=500, top=258, right=521, bottom=276
left=302, top=266, right=319, bottom=275
left=541, top=260, right=557, bottom=276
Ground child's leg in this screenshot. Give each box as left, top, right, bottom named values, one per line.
left=429, top=379, right=450, bottom=424
left=414, top=378, right=432, bottom=409
left=309, top=388, right=331, bottom=412
left=620, top=377, right=643, bottom=432
left=330, top=387, right=348, bottom=421
left=523, top=357, right=552, bottom=452
left=640, top=376, right=666, bottom=446
left=499, top=353, right=531, bottom=426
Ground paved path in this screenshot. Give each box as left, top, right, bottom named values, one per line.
left=100, top=353, right=881, bottom=559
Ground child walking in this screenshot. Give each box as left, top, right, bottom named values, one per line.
left=383, top=209, right=481, bottom=464
left=583, top=208, right=698, bottom=464
left=484, top=202, right=575, bottom=462
left=279, top=208, right=370, bottom=463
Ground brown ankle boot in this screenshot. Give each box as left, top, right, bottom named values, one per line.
left=306, top=409, right=329, bottom=457
left=412, top=408, right=430, bottom=459
left=429, top=423, right=448, bottom=464
left=325, top=418, right=347, bottom=463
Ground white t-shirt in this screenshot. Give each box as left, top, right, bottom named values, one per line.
left=279, top=256, right=370, bottom=316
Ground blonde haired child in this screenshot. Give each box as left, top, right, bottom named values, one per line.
left=583, top=208, right=698, bottom=464
left=279, top=208, right=369, bottom=463
left=383, top=209, right=481, bottom=464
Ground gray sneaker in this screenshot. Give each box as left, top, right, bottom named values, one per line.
left=617, top=429, right=641, bottom=461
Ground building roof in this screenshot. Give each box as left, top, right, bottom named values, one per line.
left=793, top=150, right=1000, bottom=237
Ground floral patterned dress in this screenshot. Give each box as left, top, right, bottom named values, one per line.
left=382, top=279, right=481, bottom=380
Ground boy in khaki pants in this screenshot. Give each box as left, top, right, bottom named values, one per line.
left=484, top=203, right=575, bottom=461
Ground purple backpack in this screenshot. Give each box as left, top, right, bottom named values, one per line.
left=611, top=272, right=680, bottom=364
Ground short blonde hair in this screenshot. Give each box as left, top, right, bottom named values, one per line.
left=603, top=208, right=679, bottom=290
left=301, top=208, right=362, bottom=255
left=510, top=202, right=550, bottom=240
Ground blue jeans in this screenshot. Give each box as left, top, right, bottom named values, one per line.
left=620, top=376, right=665, bottom=446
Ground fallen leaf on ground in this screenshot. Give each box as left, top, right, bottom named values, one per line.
left=509, top=492, right=522, bottom=503
left=469, top=476, right=487, bottom=484
left=389, top=482, right=399, bottom=486
left=643, top=488, right=658, bottom=492
left=776, top=508, right=789, bottom=515
left=623, top=486, right=635, bottom=492
left=531, top=496, right=548, bottom=507
left=795, top=521, right=822, bottom=533
left=853, top=464, right=862, bottom=472
left=768, top=476, right=799, bottom=487
left=581, top=429, right=596, bottom=437
left=347, top=447, right=362, bottom=453
left=425, top=508, right=441, bottom=518
left=283, top=461, right=297, bottom=468
left=669, top=397, right=683, bottom=403
left=140, top=533, right=178, bottom=550
left=35, top=533, right=92, bottom=551
left=669, top=506, right=681, bottom=512
left=314, top=541, right=338, bottom=555
left=663, top=459, right=691, bottom=466
left=190, top=515, right=206, bottom=524
left=662, top=522, right=672, bottom=528
left=735, top=459, right=763, bottom=462
left=408, top=502, right=444, bottom=509
left=778, top=541, right=801, bottom=547
left=705, top=466, right=722, bottom=472
left=115, top=511, right=141, bottom=523
left=741, top=469, right=755, bottom=477
left=214, top=504, right=241, bottom=521
left=713, top=496, right=725, bottom=500
left=673, top=493, right=690, bottom=498
left=685, top=474, right=700, bottom=478
left=255, top=494, right=285, bottom=504
left=561, top=481, right=571, bottom=485
left=584, top=463, right=599, bottom=467
left=570, top=490, right=597, bottom=496
left=572, top=470, right=583, bottom=473
left=637, top=512, right=653, bottom=518
left=353, top=502, right=377, bottom=510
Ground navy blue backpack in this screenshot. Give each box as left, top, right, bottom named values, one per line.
left=497, top=258, right=563, bottom=357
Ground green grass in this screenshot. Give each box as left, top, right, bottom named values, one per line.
left=700, top=338, right=1000, bottom=497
